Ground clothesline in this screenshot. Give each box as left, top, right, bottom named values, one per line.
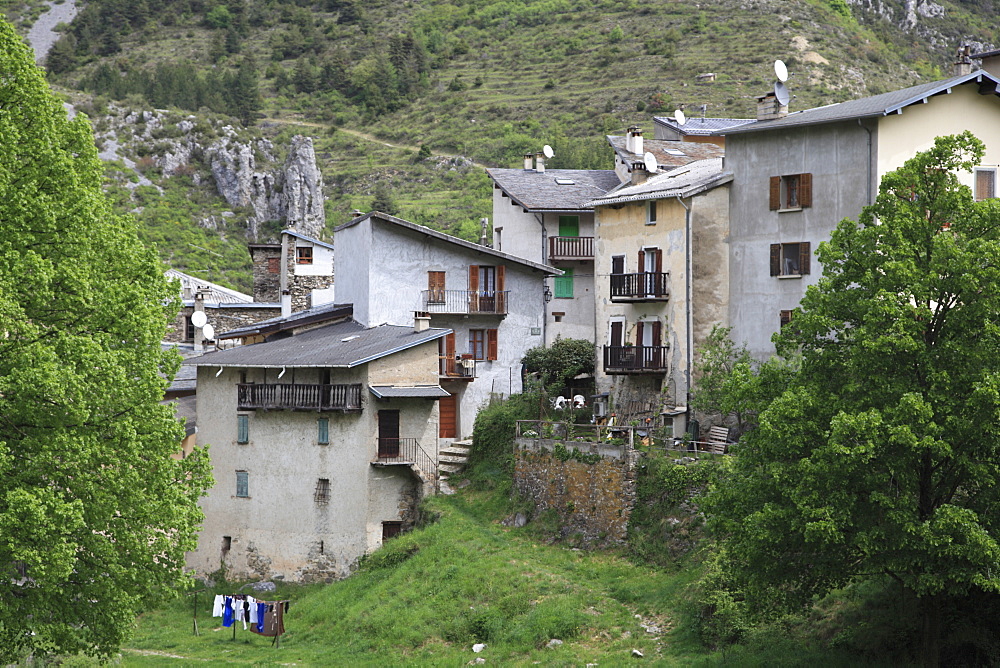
left=211, top=594, right=290, bottom=646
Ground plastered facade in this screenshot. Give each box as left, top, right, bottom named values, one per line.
left=187, top=341, right=441, bottom=583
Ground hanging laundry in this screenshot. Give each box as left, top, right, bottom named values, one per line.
left=222, top=597, right=234, bottom=628
left=212, top=594, right=224, bottom=617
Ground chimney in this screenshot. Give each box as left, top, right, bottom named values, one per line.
left=523, top=153, right=534, bottom=170
left=351, top=209, right=365, bottom=218
left=281, top=290, right=291, bottom=318
left=632, top=128, right=643, bottom=156
left=535, top=152, right=545, bottom=173
left=193, top=288, right=208, bottom=352
left=756, top=91, right=788, bottom=121
left=625, top=126, right=637, bottom=154
left=630, top=162, right=649, bottom=185
left=414, top=312, right=431, bottom=332
left=955, top=44, right=973, bottom=76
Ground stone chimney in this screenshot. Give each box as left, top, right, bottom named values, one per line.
left=756, top=91, right=788, bottom=121
left=630, top=162, right=649, bottom=186
left=523, top=153, right=534, bottom=170
left=281, top=290, right=291, bottom=318
left=955, top=44, right=973, bottom=76
left=535, top=152, right=545, bottom=173
left=414, top=313, right=430, bottom=332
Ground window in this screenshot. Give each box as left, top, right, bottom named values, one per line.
left=382, top=521, right=403, bottom=541
left=267, top=257, right=280, bottom=274
left=558, top=215, right=579, bottom=237
left=769, top=173, right=813, bottom=210
left=317, top=418, right=330, bottom=445
left=236, top=471, right=249, bottom=498
left=428, top=271, right=446, bottom=303
left=646, top=200, right=657, bottom=225
left=237, top=415, right=249, bottom=444
left=470, top=329, right=498, bottom=360
left=770, top=242, right=811, bottom=277
left=976, top=168, right=996, bottom=201
left=184, top=315, right=195, bottom=342
left=780, top=310, right=794, bottom=328
left=611, top=255, right=625, bottom=275
left=222, top=536, right=231, bottom=554
left=554, top=267, right=574, bottom=298
left=296, top=246, right=313, bottom=265
left=314, top=478, right=330, bottom=503
left=552, top=311, right=565, bottom=323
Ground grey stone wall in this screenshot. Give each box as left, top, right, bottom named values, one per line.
left=250, top=245, right=281, bottom=303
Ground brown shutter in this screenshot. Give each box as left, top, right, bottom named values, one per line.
left=635, top=321, right=644, bottom=346
left=468, top=265, right=479, bottom=291
left=799, top=173, right=812, bottom=208
left=770, top=176, right=781, bottom=210
left=651, top=321, right=662, bottom=347
left=496, top=265, right=505, bottom=291
left=446, top=332, right=455, bottom=358
left=486, top=329, right=498, bottom=361
left=654, top=248, right=662, bottom=273
left=799, top=242, right=811, bottom=275
left=637, top=249, right=645, bottom=273
left=610, top=321, right=623, bottom=347
left=770, top=244, right=781, bottom=276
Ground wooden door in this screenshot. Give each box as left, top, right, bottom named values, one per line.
left=378, top=410, right=400, bottom=457
left=439, top=394, right=457, bottom=439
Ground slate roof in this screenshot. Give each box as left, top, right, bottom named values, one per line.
left=218, top=302, right=354, bottom=340
left=185, top=319, right=450, bottom=368
left=165, top=269, right=253, bottom=305
left=283, top=229, right=334, bottom=250
left=585, top=159, right=732, bottom=207
left=167, top=394, right=198, bottom=436
left=606, top=136, right=725, bottom=170
left=725, top=71, right=1000, bottom=134
left=334, top=212, right=561, bottom=275
left=369, top=385, right=451, bottom=399
left=484, top=168, right=620, bottom=212
left=652, top=116, right=756, bottom=136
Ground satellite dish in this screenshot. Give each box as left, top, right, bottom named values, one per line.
left=191, top=311, right=207, bottom=328
left=643, top=151, right=658, bottom=174
left=542, top=144, right=554, bottom=159
left=775, top=59, right=788, bottom=83
left=202, top=324, right=215, bottom=340
left=674, top=109, right=686, bottom=126
left=775, top=81, right=790, bottom=106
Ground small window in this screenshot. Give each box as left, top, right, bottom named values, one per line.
left=611, top=255, right=625, bottom=274
left=267, top=257, right=280, bottom=274
left=184, top=315, right=195, bottom=342
left=237, top=415, right=249, bottom=444
left=780, top=309, right=794, bottom=328
left=770, top=173, right=813, bottom=210
left=469, top=329, right=486, bottom=360
left=222, top=536, right=232, bottom=554
left=318, top=418, right=330, bottom=445
left=296, top=246, right=313, bottom=265
left=975, top=168, right=996, bottom=201
left=647, top=200, right=657, bottom=224
left=314, top=478, right=330, bottom=503
left=382, top=521, right=403, bottom=541
left=554, top=267, right=574, bottom=298
left=552, top=311, right=565, bottom=323
left=236, top=471, right=249, bottom=498
left=770, top=242, right=811, bottom=277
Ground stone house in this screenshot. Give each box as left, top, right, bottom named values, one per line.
left=486, top=156, right=620, bottom=344
left=587, top=158, right=732, bottom=435
left=333, top=211, right=559, bottom=441
left=723, top=69, right=1000, bottom=360
left=184, top=306, right=451, bottom=583
left=606, top=126, right=725, bottom=183
left=247, top=229, right=335, bottom=314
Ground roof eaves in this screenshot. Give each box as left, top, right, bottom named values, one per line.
left=586, top=172, right=732, bottom=207
left=282, top=229, right=335, bottom=250
left=346, top=327, right=452, bottom=368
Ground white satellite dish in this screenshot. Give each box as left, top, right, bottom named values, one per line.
left=775, top=59, right=788, bottom=83
left=542, top=144, right=554, bottom=159
left=775, top=81, right=790, bottom=106
left=202, top=324, right=215, bottom=340
left=643, top=151, right=658, bottom=174
left=191, top=311, right=207, bottom=328
left=674, top=108, right=686, bottom=126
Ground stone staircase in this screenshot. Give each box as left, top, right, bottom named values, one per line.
left=438, top=439, right=471, bottom=480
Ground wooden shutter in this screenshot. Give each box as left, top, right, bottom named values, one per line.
left=439, top=393, right=457, bottom=438
left=237, top=415, right=249, bottom=444
left=468, top=265, right=479, bottom=291
left=799, top=242, right=811, bottom=275
left=446, top=332, right=455, bottom=358
left=486, top=329, right=498, bottom=361
left=610, top=321, right=623, bottom=347
left=637, top=249, right=645, bottom=273
left=236, top=471, right=248, bottom=497
left=770, top=176, right=781, bottom=210
left=428, top=271, right=445, bottom=303
left=770, top=244, right=781, bottom=276
left=798, top=173, right=812, bottom=208
left=653, top=248, right=662, bottom=273
left=317, top=418, right=329, bottom=445
left=635, top=321, right=644, bottom=346
left=651, top=321, right=662, bottom=347
left=496, top=264, right=505, bottom=291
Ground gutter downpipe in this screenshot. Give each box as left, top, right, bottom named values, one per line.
left=676, top=195, right=693, bottom=418
left=534, top=212, right=548, bottom=345
left=859, top=119, right=873, bottom=206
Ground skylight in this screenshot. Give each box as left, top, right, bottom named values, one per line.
left=555, top=178, right=576, bottom=185
left=665, top=149, right=686, bottom=156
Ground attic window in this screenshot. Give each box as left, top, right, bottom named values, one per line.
left=555, top=178, right=576, bottom=185
left=296, top=247, right=313, bottom=265
left=665, top=149, right=686, bottom=156
left=341, top=335, right=360, bottom=342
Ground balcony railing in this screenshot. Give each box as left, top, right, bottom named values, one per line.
left=603, top=345, right=670, bottom=373
left=373, top=437, right=438, bottom=489
left=549, top=236, right=594, bottom=260
left=610, top=272, right=669, bottom=301
left=421, top=290, right=508, bottom=315
left=237, top=383, right=363, bottom=412
left=439, top=355, right=476, bottom=380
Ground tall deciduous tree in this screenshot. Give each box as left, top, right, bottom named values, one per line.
left=705, top=133, right=1000, bottom=665
left=0, top=19, right=211, bottom=660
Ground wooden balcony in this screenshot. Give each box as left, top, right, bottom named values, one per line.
left=237, top=383, right=363, bottom=412
left=603, top=345, right=670, bottom=374
left=421, top=290, right=508, bottom=315
left=549, top=236, right=594, bottom=260
left=610, top=272, right=669, bottom=302
left=439, top=356, right=476, bottom=381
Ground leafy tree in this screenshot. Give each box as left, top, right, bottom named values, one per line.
left=690, top=325, right=765, bottom=437
left=521, top=337, right=595, bottom=393
left=704, top=133, right=1000, bottom=666
left=0, top=19, right=211, bottom=660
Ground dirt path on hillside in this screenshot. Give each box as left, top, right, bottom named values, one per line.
left=261, top=117, right=489, bottom=169
left=26, top=0, right=78, bottom=64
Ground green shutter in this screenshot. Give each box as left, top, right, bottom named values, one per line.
left=554, top=268, right=574, bottom=298
left=558, top=215, right=579, bottom=237
left=236, top=471, right=249, bottom=497
left=237, top=415, right=249, bottom=444
left=318, top=418, right=330, bottom=445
